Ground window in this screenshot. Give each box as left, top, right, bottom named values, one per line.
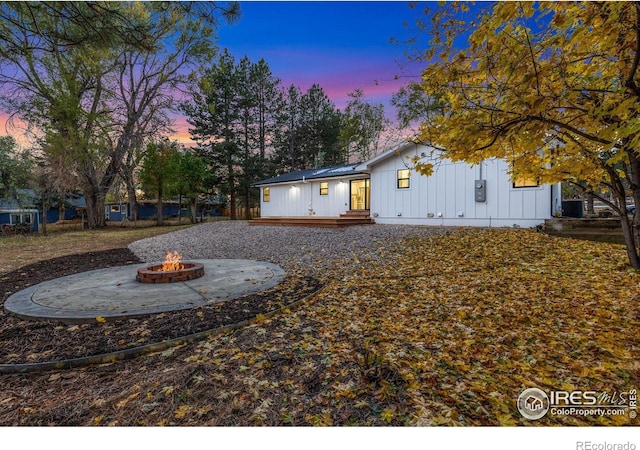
left=319, top=182, right=329, bottom=196
left=263, top=187, right=270, bottom=202
left=513, top=175, right=539, bottom=188
left=397, top=169, right=410, bottom=189
left=111, top=205, right=120, bottom=213
left=10, top=213, right=32, bottom=224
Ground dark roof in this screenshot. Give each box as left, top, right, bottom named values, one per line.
left=253, top=164, right=365, bottom=186
left=0, top=189, right=38, bottom=209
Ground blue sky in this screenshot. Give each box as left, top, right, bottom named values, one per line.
left=168, top=1, right=431, bottom=143
left=214, top=1, right=424, bottom=108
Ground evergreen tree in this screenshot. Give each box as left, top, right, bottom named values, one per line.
left=183, top=51, right=283, bottom=219
left=272, top=84, right=342, bottom=171
left=183, top=50, right=244, bottom=220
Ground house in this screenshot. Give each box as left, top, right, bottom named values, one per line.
left=105, top=202, right=131, bottom=222
left=253, top=142, right=563, bottom=228
left=45, top=192, right=87, bottom=223
left=0, top=190, right=41, bottom=232
left=105, top=197, right=226, bottom=222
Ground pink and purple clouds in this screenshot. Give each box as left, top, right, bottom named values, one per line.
left=216, top=1, right=422, bottom=108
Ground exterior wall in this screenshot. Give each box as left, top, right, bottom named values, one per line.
left=260, top=178, right=352, bottom=217
left=46, top=207, right=83, bottom=223
left=369, top=147, right=558, bottom=228
left=136, top=203, right=181, bottom=220
left=0, top=209, right=40, bottom=231
left=105, top=203, right=130, bottom=221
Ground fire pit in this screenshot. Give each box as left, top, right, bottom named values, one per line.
left=136, top=251, right=205, bottom=284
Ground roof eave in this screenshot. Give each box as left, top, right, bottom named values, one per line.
left=252, top=171, right=369, bottom=187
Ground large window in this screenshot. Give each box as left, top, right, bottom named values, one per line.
left=397, top=169, right=410, bottom=189
left=263, top=187, right=270, bottom=202
left=319, top=182, right=329, bottom=196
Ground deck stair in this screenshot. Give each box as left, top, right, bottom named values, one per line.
left=251, top=211, right=374, bottom=228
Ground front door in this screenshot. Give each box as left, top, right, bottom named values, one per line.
left=350, top=179, right=370, bottom=211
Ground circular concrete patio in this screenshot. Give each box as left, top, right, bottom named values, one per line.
left=4, top=259, right=285, bottom=323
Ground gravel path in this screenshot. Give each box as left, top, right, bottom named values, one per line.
left=128, top=221, right=444, bottom=279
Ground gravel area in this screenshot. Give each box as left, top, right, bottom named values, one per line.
left=128, top=221, right=445, bottom=279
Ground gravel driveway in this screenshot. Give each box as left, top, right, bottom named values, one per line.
left=128, top=221, right=442, bottom=279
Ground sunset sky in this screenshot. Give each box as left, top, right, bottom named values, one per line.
left=0, top=1, right=474, bottom=147
left=172, top=0, right=427, bottom=144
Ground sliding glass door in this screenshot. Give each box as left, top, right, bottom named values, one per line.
left=350, top=179, right=370, bottom=211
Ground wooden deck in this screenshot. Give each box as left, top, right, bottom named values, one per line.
left=250, top=211, right=374, bottom=228
left=544, top=218, right=625, bottom=244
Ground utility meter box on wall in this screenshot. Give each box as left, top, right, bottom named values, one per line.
left=475, top=180, right=486, bottom=202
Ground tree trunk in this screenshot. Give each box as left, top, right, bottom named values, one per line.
left=628, top=151, right=640, bottom=258
left=620, top=212, right=639, bottom=269
left=190, top=197, right=197, bottom=224
left=127, top=182, right=138, bottom=223
left=229, top=190, right=237, bottom=220
left=83, top=183, right=107, bottom=229
left=586, top=193, right=595, bottom=216
left=85, top=196, right=106, bottom=228
left=41, top=197, right=48, bottom=235
left=244, top=186, right=252, bottom=220
left=157, top=185, right=164, bottom=226
left=612, top=181, right=640, bottom=269
left=228, top=165, right=237, bottom=220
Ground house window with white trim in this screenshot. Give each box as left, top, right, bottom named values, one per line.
left=263, top=187, right=270, bottom=202
left=111, top=205, right=120, bottom=213
left=397, top=169, right=410, bottom=189
left=10, top=213, right=32, bottom=224
left=319, top=182, right=329, bottom=196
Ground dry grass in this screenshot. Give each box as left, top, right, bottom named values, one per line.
left=0, top=220, right=198, bottom=275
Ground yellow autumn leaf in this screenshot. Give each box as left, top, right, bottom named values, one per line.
left=380, top=408, right=395, bottom=423
left=174, top=405, right=191, bottom=419
left=95, top=316, right=106, bottom=323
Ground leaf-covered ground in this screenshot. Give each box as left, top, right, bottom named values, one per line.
left=0, top=228, right=638, bottom=426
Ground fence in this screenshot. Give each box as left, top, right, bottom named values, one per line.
left=222, top=207, right=261, bottom=219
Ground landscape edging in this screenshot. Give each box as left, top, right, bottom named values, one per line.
left=0, top=284, right=324, bottom=375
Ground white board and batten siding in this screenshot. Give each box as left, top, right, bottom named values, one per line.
left=365, top=144, right=561, bottom=228
left=260, top=177, right=353, bottom=217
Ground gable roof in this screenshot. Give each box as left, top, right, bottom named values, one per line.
left=355, top=141, right=436, bottom=170
left=253, top=164, right=366, bottom=187
left=0, top=189, right=38, bottom=209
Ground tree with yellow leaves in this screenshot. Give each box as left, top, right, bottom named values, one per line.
left=411, top=2, right=640, bottom=268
